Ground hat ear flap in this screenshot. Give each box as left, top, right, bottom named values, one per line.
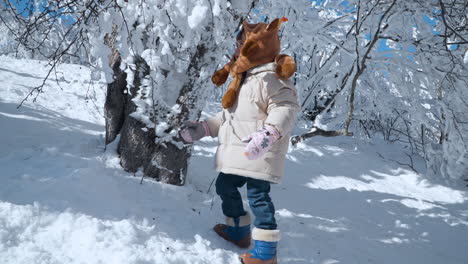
left=222, top=73, right=243, bottom=109
left=222, top=88, right=237, bottom=109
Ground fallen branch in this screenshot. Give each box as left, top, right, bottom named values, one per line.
left=291, top=127, right=353, bottom=146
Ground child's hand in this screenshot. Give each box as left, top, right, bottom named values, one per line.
left=242, top=125, right=280, bottom=160
left=179, top=121, right=211, bottom=143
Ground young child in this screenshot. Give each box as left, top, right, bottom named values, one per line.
left=180, top=18, right=299, bottom=264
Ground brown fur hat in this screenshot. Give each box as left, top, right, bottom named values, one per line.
left=211, top=18, right=297, bottom=109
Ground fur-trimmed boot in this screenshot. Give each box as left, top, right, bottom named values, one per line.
left=213, top=212, right=251, bottom=248
left=239, top=228, right=280, bottom=264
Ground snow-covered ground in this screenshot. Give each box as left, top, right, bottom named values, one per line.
left=0, top=56, right=467, bottom=264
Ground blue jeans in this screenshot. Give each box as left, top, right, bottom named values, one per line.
left=215, top=172, right=277, bottom=230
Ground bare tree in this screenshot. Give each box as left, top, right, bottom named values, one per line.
left=291, top=0, right=397, bottom=145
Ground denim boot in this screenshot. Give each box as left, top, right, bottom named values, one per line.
left=213, top=212, right=251, bottom=248
left=239, top=228, right=280, bottom=264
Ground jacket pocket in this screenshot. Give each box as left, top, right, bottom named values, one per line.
left=229, top=120, right=263, bottom=146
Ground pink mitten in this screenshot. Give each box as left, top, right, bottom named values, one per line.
left=242, top=125, right=280, bottom=160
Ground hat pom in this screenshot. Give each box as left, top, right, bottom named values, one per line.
left=275, top=54, right=296, bottom=79
left=212, top=67, right=230, bottom=86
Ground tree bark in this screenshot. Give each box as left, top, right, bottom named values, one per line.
left=105, top=55, right=189, bottom=186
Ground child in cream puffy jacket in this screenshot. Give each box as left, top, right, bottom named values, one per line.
left=180, top=18, right=299, bottom=264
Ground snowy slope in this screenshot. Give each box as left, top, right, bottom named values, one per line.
left=0, top=56, right=467, bottom=264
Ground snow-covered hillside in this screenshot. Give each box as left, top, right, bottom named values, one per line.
left=0, top=56, right=467, bottom=264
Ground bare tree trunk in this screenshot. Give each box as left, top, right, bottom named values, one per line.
left=105, top=49, right=127, bottom=144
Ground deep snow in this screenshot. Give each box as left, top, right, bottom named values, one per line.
left=0, top=56, right=467, bottom=264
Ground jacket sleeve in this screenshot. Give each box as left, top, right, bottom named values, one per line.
left=263, top=77, right=300, bottom=138
left=205, top=111, right=224, bottom=137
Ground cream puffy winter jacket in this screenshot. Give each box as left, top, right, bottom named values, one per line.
left=206, top=62, right=300, bottom=183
